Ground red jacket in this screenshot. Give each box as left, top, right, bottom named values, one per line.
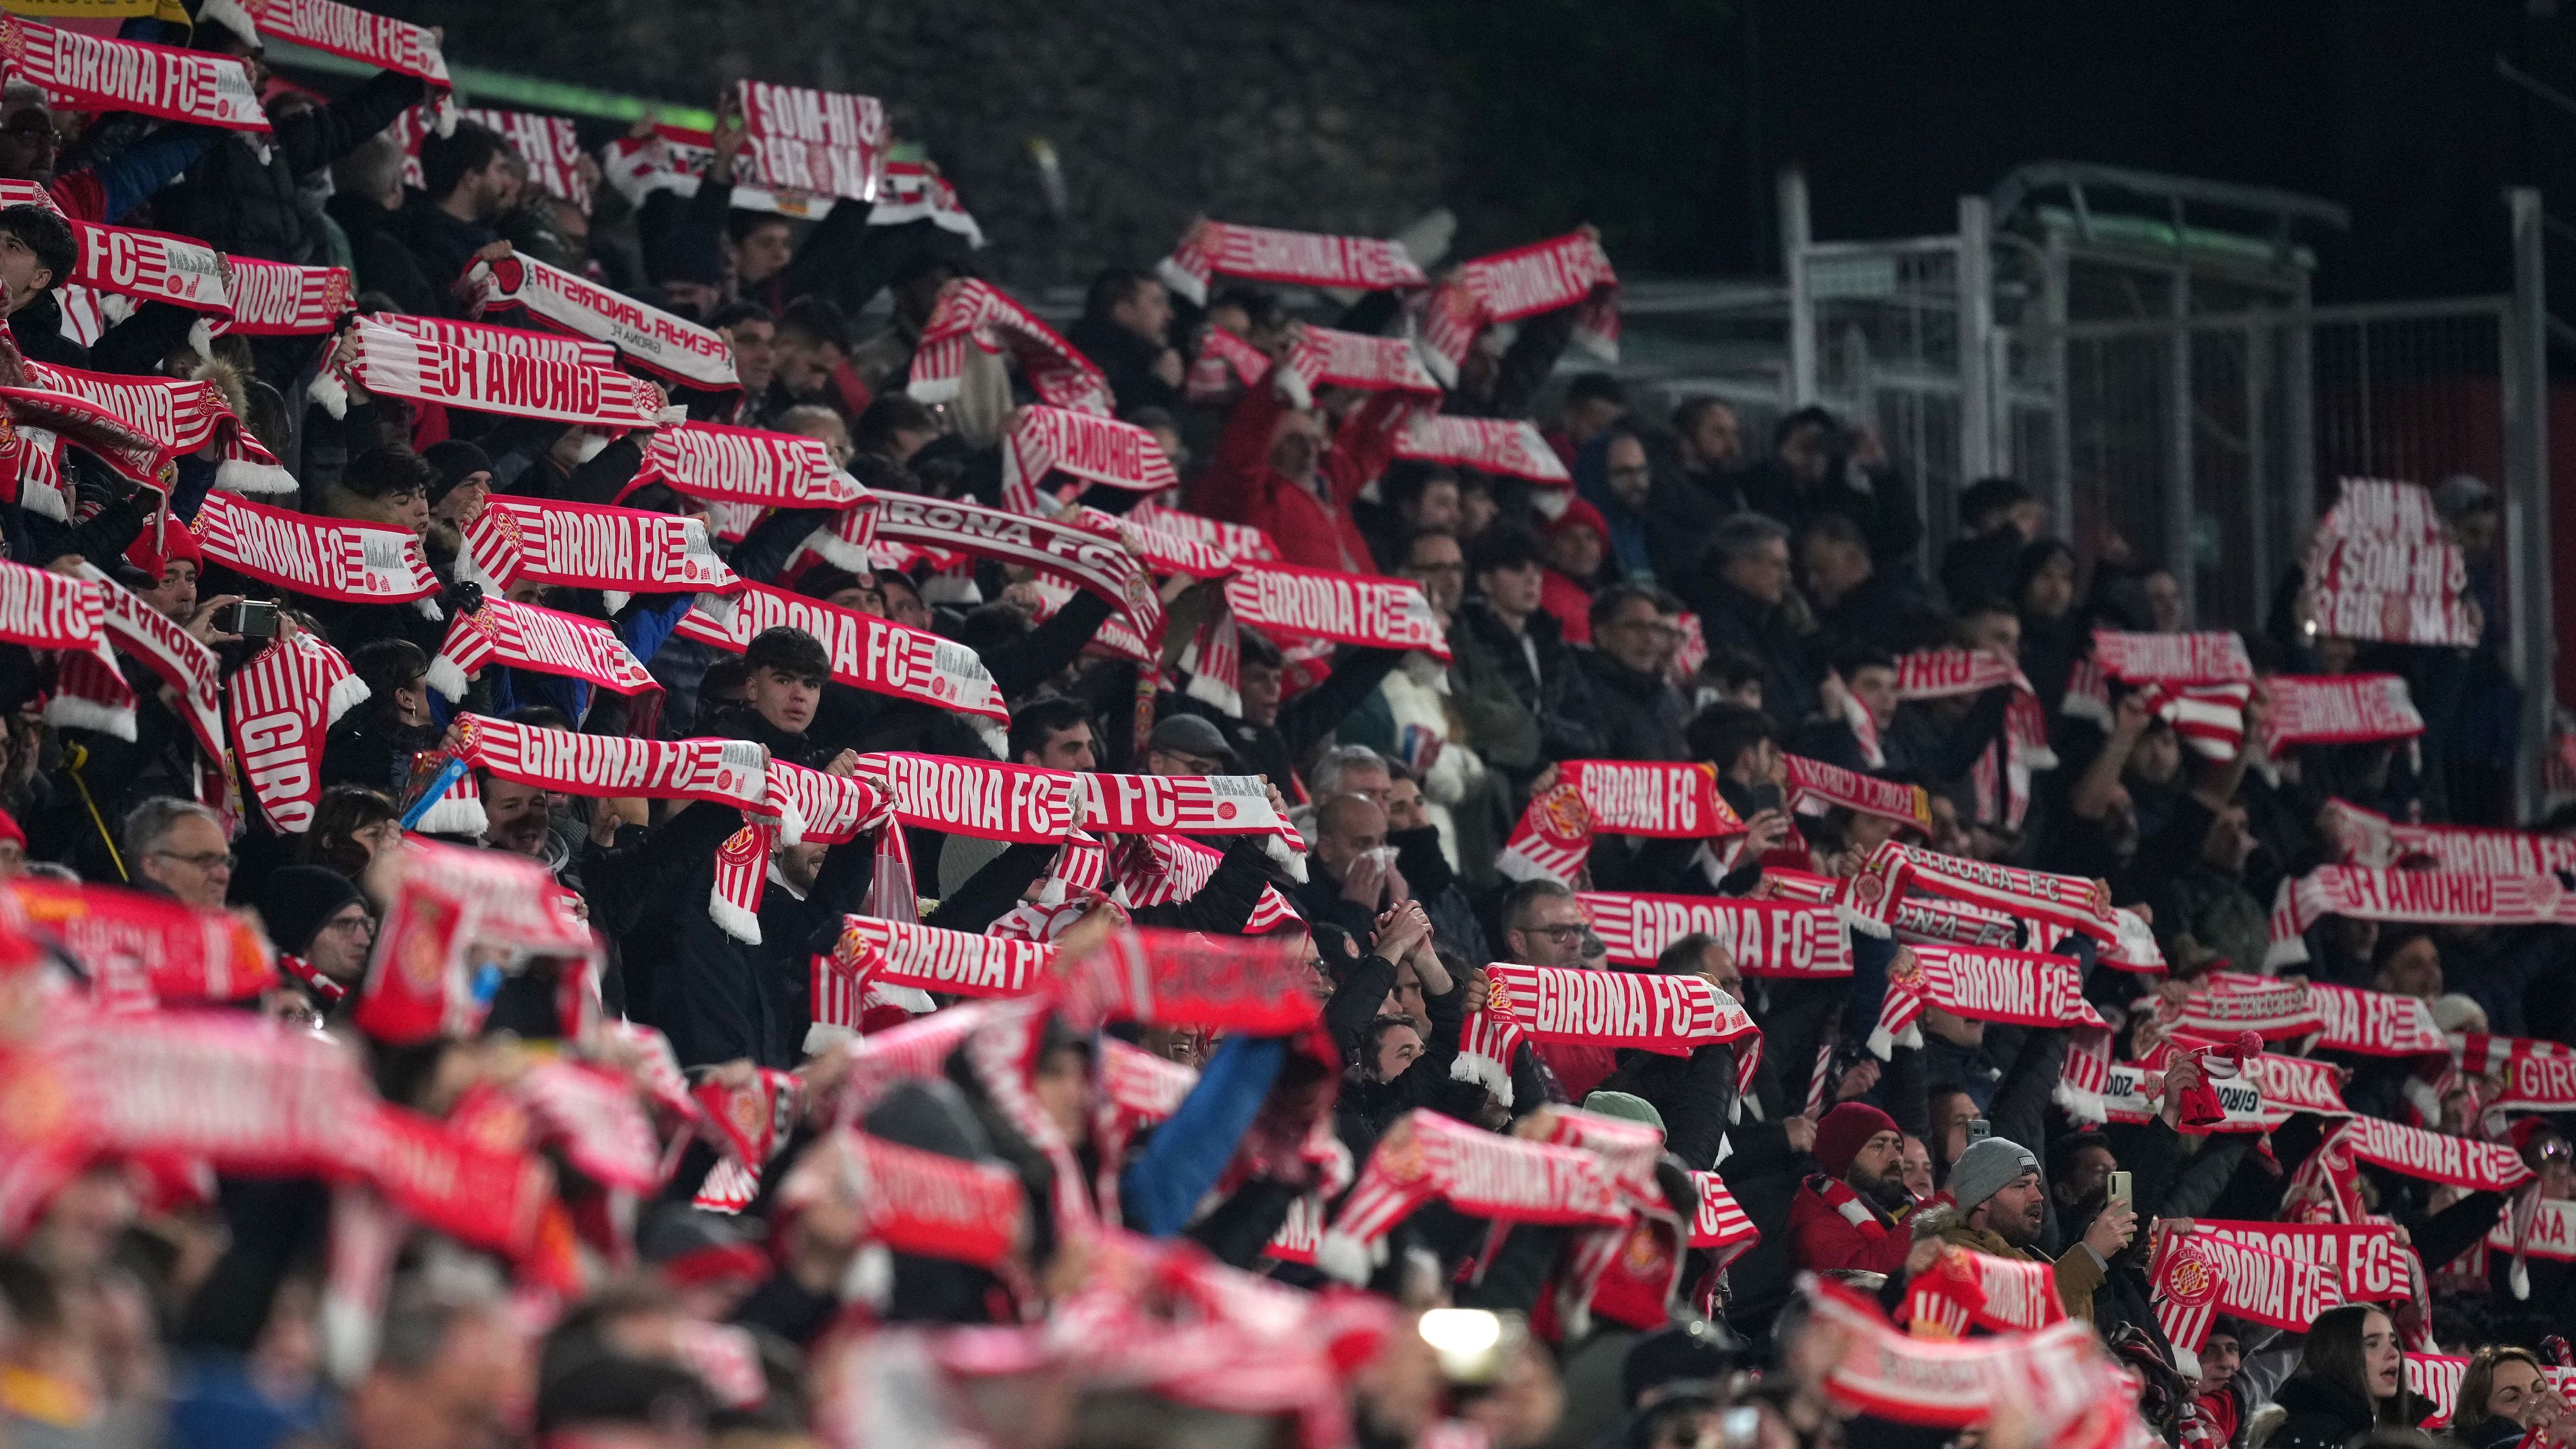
left=1788, top=1175, right=1915, bottom=1278
left=1186, top=378, right=1401, bottom=575
left=1539, top=567, right=1594, bottom=645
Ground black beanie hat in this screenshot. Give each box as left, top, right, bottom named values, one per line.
left=256, top=865, right=363, bottom=957
left=418, top=440, right=492, bottom=507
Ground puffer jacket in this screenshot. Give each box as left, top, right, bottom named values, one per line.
left=156, top=70, right=427, bottom=263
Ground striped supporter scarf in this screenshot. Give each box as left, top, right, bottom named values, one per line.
left=1802, top=1276, right=2145, bottom=1447
left=425, top=596, right=662, bottom=723
left=2149, top=1226, right=2344, bottom=1364
left=869, top=159, right=981, bottom=244
left=222, top=258, right=354, bottom=337
left=462, top=251, right=739, bottom=391
left=1223, top=561, right=1450, bottom=661
left=0, top=185, right=249, bottom=327
left=1413, top=230, right=1619, bottom=387
left=672, top=581, right=1005, bottom=730
left=1318, top=1108, right=1621, bottom=1283
left=446, top=712, right=766, bottom=810
left=706, top=760, right=889, bottom=942
left=2261, top=673, right=2424, bottom=752
left=0, top=18, right=267, bottom=129
left=687, top=1067, right=803, bottom=1213
left=905, top=278, right=1114, bottom=416
left=1271, top=324, right=1441, bottom=409
left=459, top=496, right=740, bottom=611
left=996, top=404, right=1179, bottom=513
left=776, top=1127, right=1026, bottom=1268
left=371, top=312, right=615, bottom=366
left=12, top=875, right=272, bottom=1013
left=838, top=493, right=1160, bottom=644
left=1782, top=753, right=1929, bottom=831
left=24, top=361, right=294, bottom=496
left=732, top=79, right=886, bottom=202
left=2318, top=798, right=2576, bottom=873
left=351, top=838, right=589, bottom=1045
left=2265, top=864, right=2576, bottom=969
left=1575, top=891, right=1850, bottom=975
left=70, top=562, right=218, bottom=759
left=1454, top=962, right=1760, bottom=1109
left=0, top=378, right=170, bottom=520
left=1154, top=221, right=1426, bottom=306
left=2091, top=629, right=2254, bottom=684
left=194, top=492, right=442, bottom=614
left=632, top=421, right=870, bottom=510
left=1391, top=413, right=1571, bottom=485
left=317, top=315, right=681, bottom=430
left=242, top=0, right=450, bottom=87
left=1901, top=1243, right=2065, bottom=1339
left=1868, top=943, right=2103, bottom=1058
left=0, top=560, right=126, bottom=742
left=229, top=631, right=367, bottom=832
left=1893, top=648, right=2054, bottom=827
left=1497, top=759, right=1742, bottom=885
left=2455, top=1033, right=2576, bottom=1111
left=1186, top=325, right=1271, bottom=402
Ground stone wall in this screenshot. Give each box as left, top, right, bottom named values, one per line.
left=385, top=0, right=1466, bottom=289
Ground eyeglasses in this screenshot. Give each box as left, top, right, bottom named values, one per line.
left=152, top=849, right=236, bottom=871
left=322, top=914, right=375, bottom=935
left=1522, top=924, right=1586, bottom=941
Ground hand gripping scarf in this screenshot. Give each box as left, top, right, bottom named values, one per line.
left=0, top=17, right=266, bottom=130
left=867, top=159, right=982, bottom=246
left=854, top=493, right=1160, bottom=644
left=636, top=420, right=869, bottom=510
left=2149, top=1227, right=2344, bottom=1363
left=1800, top=1277, right=2144, bottom=1444
left=368, top=311, right=616, bottom=368
left=463, top=251, right=740, bottom=391
left=1528, top=1105, right=1689, bottom=1328
left=2262, top=674, right=2424, bottom=752
left=1391, top=413, right=1572, bottom=486
left=1272, top=324, right=1441, bottom=409
left=1413, top=230, right=1619, bottom=387
left=907, top=278, right=1114, bottom=416
left=78, top=562, right=219, bottom=762
left=320, top=315, right=678, bottom=430
left=1156, top=221, right=1426, bottom=307
left=780, top=1127, right=1024, bottom=1269
left=2319, top=799, right=2576, bottom=874
left=12, top=875, right=272, bottom=1012
left=23, top=361, right=293, bottom=496
left=221, top=258, right=353, bottom=337
left=1868, top=943, right=2103, bottom=1058
left=1901, top=1243, right=2067, bottom=1339
left=673, top=580, right=1005, bottom=722
left=1575, top=891, right=1851, bottom=976
left=1454, top=963, right=1760, bottom=1107
left=2091, top=1057, right=2269, bottom=1134
left=241, top=0, right=447, bottom=87
left=425, top=596, right=661, bottom=715
left=2266, top=865, right=2576, bottom=969
left=194, top=491, right=440, bottom=608
left=1498, top=760, right=1744, bottom=885
left=448, top=711, right=765, bottom=808
left=2455, top=1033, right=2576, bottom=1111
left=733, top=79, right=888, bottom=202
left=1318, top=1109, right=1622, bottom=1282
left=997, top=405, right=1179, bottom=513
left=1782, top=754, right=1930, bottom=831
left=352, top=837, right=591, bottom=1044
left=458, top=495, right=740, bottom=609
left=230, top=631, right=366, bottom=832
left=2089, top=629, right=2255, bottom=684
left=1224, top=561, right=1449, bottom=662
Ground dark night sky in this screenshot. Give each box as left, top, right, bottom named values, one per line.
left=1739, top=2, right=2564, bottom=304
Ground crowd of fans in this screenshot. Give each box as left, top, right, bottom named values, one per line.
left=0, top=5, right=2563, bottom=1449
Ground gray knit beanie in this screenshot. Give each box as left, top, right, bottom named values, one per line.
left=1948, top=1135, right=2039, bottom=1214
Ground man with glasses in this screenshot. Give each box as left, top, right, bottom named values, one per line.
left=257, top=865, right=376, bottom=1005
left=1577, top=584, right=1690, bottom=763
left=1498, top=878, right=1620, bottom=1100
left=125, top=798, right=233, bottom=911
left=1397, top=529, right=1467, bottom=624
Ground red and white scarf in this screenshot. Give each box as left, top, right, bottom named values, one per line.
left=854, top=493, right=1160, bottom=643
left=63, top=219, right=234, bottom=317
left=2090, top=1058, right=2269, bottom=1134
left=2490, top=1198, right=2576, bottom=1263
left=389, top=107, right=587, bottom=209
left=1863, top=840, right=2116, bottom=942
left=1059, top=927, right=1325, bottom=1036
left=2131, top=680, right=2254, bottom=762
left=1063, top=503, right=1237, bottom=579
left=1273, top=325, right=1441, bottom=408
left=82, top=562, right=220, bottom=761
left=2318, top=799, right=2576, bottom=874
left=733, top=79, right=887, bottom=202
left=2325, top=478, right=2446, bottom=540
left=1869, top=943, right=2103, bottom=1056
left=2312, top=535, right=2466, bottom=596
left=459, top=495, right=739, bottom=607
left=1894, top=647, right=2025, bottom=700
left=906, top=278, right=1114, bottom=416
left=634, top=421, right=869, bottom=510
left=2149, top=1227, right=2343, bottom=1360
left=2161, top=972, right=2327, bottom=1042
left=2160, top=1028, right=2355, bottom=1123
left=1576, top=891, right=1851, bottom=976
left=447, top=712, right=767, bottom=810
left=25, top=360, right=293, bottom=496
left=13, top=875, right=273, bottom=1012
left=1224, top=561, right=1448, bottom=661
left=1186, top=325, right=1272, bottom=402
left=229, top=631, right=365, bottom=832
left=0, top=17, right=267, bottom=129
left=673, top=581, right=1006, bottom=723
left=2455, top=1033, right=2576, bottom=1111
left=997, top=405, right=1178, bottom=513
left=368, top=311, right=617, bottom=368
left=220, top=258, right=353, bottom=337
left=425, top=596, right=660, bottom=715
left=1126, top=500, right=1279, bottom=561
left=462, top=251, right=740, bottom=391
left=2091, top=629, right=2254, bottom=684
left=2302, top=1116, right=2535, bottom=1202
left=836, top=915, right=1052, bottom=1001
left=193, top=491, right=441, bottom=609
left=1454, top=962, right=1760, bottom=1107
left=1499, top=760, right=1743, bottom=884
left=1155, top=221, right=1426, bottom=307
left=2306, top=574, right=2482, bottom=647
left=1782, top=754, right=1929, bottom=831
left=1802, top=1278, right=2139, bottom=1442
left=1890, top=895, right=2019, bottom=949
left=0, top=560, right=123, bottom=739
left=241, top=0, right=447, bottom=86
left=867, top=159, right=981, bottom=245
left=2190, top=1220, right=2413, bottom=1302
left=863, top=753, right=1079, bottom=842
left=1688, top=1170, right=1760, bottom=1263
left=0, top=378, right=172, bottom=517
left=1413, top=230, right=1619, bottom=387
left=787, top=1128, right=1024, bottom=1268
left=1902, top=1243, right=2067, bottom=1338
left=599, top=122, right=833, bottom=220
left=2304, top=499, right=2476, bottom=647
left=510, top=1059, right=661, bottom=1193
left=2267, top=865, right=2576, bottom=969
left=2261, top=674, right=2423, bottom=751
left=2306, top=979, right=2449, bottom=1058
left=322, top=315, right=679, bottom=430
left=1391, top=413, right=1572, bottom=485
left=354, top=837, right=590, bottom=1043
left=1318, top=1109, right=1621, bottom=1282
left=1894, top=651, right=2053, bottom=827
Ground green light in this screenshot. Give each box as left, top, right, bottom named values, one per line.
left=262, top=37, right=718, bottom=130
